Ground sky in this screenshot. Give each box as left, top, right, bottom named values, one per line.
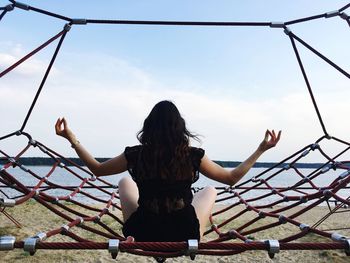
left=1, top=0, right=350, bottom=163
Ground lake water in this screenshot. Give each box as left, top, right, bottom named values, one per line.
left=1, top=165, right=349, bottom=207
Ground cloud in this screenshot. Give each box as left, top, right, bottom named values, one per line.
left=0, top=42, right=59, bottom=78
left=1, top=45, right=350, bottom=163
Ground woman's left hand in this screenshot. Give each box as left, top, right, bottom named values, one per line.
left=258, top=129, right=281, bottom=152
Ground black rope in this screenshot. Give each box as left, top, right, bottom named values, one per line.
left=27, top=5, right=72, bottom=22
left=0, top=131, right=18, bottom=141
left=19, top=28, right=69, bottom=132
left=339, top=3, right=350, bottom=12
left=0, top=9, right=7, bottom=20
left=290, top=32, right=350, bottom=79
left=285, top=14, right=327, bottom=26
left=288, top=35, right=329, bottom=137
left=84, top=19, right=271, bottom=27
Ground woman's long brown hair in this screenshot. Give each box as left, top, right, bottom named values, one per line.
left=136, top=101, right=200, bottom=181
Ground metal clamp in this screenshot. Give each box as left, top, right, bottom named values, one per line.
left=283, top=164, right=290, bottom=170
left=29, top=139, right=37, bottom=146
left=52, top=197, right=59, bottom=204
left=301, top=149, right=310, bottom=157
left=14, top=1, right=30, bottom=11
left=0, top=236, right=16, bottom=251
left=299, top=196, right=308, bottom=203
left=345, top=239, right=350, bottom=256
left=0, top=198, right=16, bottom=207
left=23, top=237, right=38, bottom=255
left=34, top=232, right=47, bottom=242
left=5, top=4, right=14, bottom=11
left=61, top=224, right=70, bottom=234
left=311, top=143, right=319, bottom=150
left=90, top=175, right=97, bottom=181
left=8, top=158, right=16, bottom=164
left=58, top=162, right=65, bottom=168
left=321, top=166, right=330, bottom=173
left=265, top=239, right=280, bottom=259
left=278, top=215, right=287, bottom=224
left=341, top=12, right=349, bottom=19
left=76, top=217, right=84, bottom=226
left=331, top=232, right=347, bottom=242
left=71, top=18, right=87, bottom=25
left=299, top=223, right=309, bottom=231
left=258, top=211, right=266, bottom=218
left=322, top=189, right=332, bottom=199
left=187, top=239, right=198, bottom=260
left=339, top=170, right=350, bottom=179
left=325, top=10, right=340, bottom=18
left=108, top=239, right=120, bottom=259
left=64, top=23, right=71, bottom=32
left=284, top=27, right=292, bottom=35
left=270, top=22, right=285, bottom=28
left=94, top=215, right=100, bottom=223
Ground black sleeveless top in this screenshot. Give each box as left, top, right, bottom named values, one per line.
left=124, top=145, right=205, bottom=214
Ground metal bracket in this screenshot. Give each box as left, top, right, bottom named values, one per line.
left=331, top=232, right=347, bottom=242
left=5, top=4, right=14, bottom=11
left=71, top=19, right=87, bottom=25
left=345, top=239, right=350, bottom=256
left=341, top=12, right=349, bottom=19
left=311, top=143, right=319, bottom=150
left=265, top=239, right=280, bottom=259
left=284, top=27, right=292, bottom=35
left=29, top=139, right=37, bottom=146
left=187, top=239, right=198, bottom=260
left=14, top=1, right=30, bottom=11
left=61, top=224, right=70, bottom=234
left=270, top=22, right=285, bottom=28
left=299, top=223, right=310, bottom=231
left=108, top=239, right=120, bottom=259
left=94, top=215, right=100, bottom=223
left=321, top=166, right=330, bottom=173
left=301, top=149, right=310, bottom=157
left=0, top=198, right=16, bottom=207
left=64, top=23, right=71, bottom=32
left=339, top=170, right=350, bottom=179
left=0, top=236, right=16, bottom=251
left=325, top=10, right=340, bottom=18
left=278, top=215, right=287, bottom=224
left=23, top=237, right=38, bottom=255
left=299, top=196, right=308, bottom=203
left=283, top=164, right=290, bottom=170
left=76, top=217, right=84, bottom=226
left=34, top=232, right=47, bottom=242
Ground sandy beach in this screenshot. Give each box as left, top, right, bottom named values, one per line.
left=1, top=200, right=349, bottom=263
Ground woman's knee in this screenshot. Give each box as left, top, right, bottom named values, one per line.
left=203, top=186, right=217, bottom=198
left=118, top=176, right=135, bottom=189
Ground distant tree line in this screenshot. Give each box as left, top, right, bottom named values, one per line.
left=0, top=157, right=325, bottom=169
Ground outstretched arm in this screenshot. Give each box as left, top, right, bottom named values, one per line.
left=55, top=117, right=127, bottom=177
left=199, top=130, right=281, bottom=186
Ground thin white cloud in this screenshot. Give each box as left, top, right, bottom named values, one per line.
left=1, top=45, right=350, bottom=164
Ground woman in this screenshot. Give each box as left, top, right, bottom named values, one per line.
left=55, top=100, right=281, bottom=241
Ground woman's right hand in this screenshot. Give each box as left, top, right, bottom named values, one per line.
left=55, top=117, right=76, bottom=144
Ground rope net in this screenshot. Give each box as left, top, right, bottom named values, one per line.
left=1, top=0, right=350, bottom=260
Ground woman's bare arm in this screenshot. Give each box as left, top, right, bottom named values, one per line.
left=55, top=117, right=127, bottom=177
left=199, top=130, right=281, bottom=186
